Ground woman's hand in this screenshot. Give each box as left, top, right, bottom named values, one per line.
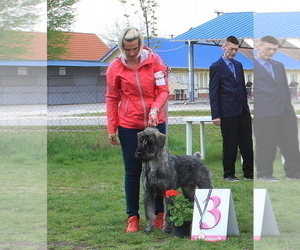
left=148, top=112, right=158, bottom=127
left=108, top=133, right=120, bottom=145
left=148, top=108, right=159, bottom=127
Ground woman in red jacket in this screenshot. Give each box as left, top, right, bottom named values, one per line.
left=106, top=27, right=169, bottom=232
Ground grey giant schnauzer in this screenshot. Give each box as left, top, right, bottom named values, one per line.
left=135, top=127, right=213, bottom=233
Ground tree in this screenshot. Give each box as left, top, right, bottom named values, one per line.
left=0, top=0, right=43, bottom=59
left=119, top=0, right=159, bottom=48
left=47, top=0, right=79, bottom=59
left=98, top=18, right=146, bottom=48
left=98, top=19, right=127, bottom=48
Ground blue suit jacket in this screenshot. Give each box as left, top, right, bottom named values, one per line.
left=209, top=57, right=250, bottom=119
left=253, top=58, right=295, bottom=118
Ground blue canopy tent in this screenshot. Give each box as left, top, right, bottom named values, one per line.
left=172, top=12, right=300, bottom=101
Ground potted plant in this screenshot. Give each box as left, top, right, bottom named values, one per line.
left=165, top=189, right=194, bottom=238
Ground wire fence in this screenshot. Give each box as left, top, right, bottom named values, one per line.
left=47, top=101, right=220, bottom=156
left=3, top=79, right=300, bottom=156
left=46, top=87, right=230, bottom=156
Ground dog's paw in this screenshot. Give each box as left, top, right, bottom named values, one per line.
left=162, top=227, right=172, bottom=234
left=143, top=228, right=153, bottom=234
left=162, top=223, right=173, bottom=234
left=193, top=151, right=202, bottom=159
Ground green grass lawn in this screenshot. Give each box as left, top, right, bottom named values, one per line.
left=46, top=126, right=300, bottom=249
left=0, top=130, right=47, bottom=250
left=47, top=126, right=252, bottom=249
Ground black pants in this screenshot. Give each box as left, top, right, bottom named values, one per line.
left=221, top=111, right=253, bottom=178
left=118, top=123, right=166, bottom=217
left=254, top=110, right=300, bottom=178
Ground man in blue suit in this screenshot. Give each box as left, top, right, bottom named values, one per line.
left=209, top=35, right=253, bottom=182
left=254, top=35, right=300, bottom=181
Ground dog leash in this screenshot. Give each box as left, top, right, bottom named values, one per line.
left=194, top=189, right=212, bottom=240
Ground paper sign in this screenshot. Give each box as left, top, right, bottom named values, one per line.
left=191, top=189, right=239, bottom=241
left=254, top=189, right=280, bottom=241
left=154, top=71, right=166, bottom=86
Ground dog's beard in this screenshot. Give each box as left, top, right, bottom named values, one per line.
left=135, top=149, right=156, bottom=160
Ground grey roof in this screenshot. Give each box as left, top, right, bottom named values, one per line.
left=0, top=60, right=108, bottom=67
left=47, top=60, right=108, bottom=67
left=0, top=60, right=47, bottom=67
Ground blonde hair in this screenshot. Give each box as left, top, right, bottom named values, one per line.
left=118, top=27, right=144, bottom=58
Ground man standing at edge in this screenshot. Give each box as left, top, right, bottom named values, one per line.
left=209, top=35, right=253, bottom=182
left=254, top=35, right=300, bottom=181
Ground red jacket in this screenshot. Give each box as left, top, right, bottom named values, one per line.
left=106, top=48, right=170, bottom=134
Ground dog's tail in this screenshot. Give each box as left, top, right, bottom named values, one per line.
left=193, top=151, right=202, bottom=160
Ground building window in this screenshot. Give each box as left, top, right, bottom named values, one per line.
left=59, top=67, right=66, bottom=75
left=291, top=74, right=298, bottom=82
left=199, top=72, right=208, bottom=88
left=18, top=67, right=27, bottom=75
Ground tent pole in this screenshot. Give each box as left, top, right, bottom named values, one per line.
left=188, top=41, right=195, bottom=102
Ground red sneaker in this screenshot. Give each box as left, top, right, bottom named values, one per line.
left=126, top=215, right=140, bottom=233
left=153, top=213, right=164, bottom=229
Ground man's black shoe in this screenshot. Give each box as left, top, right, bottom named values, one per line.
left=257, top=176, right=279, bottom=182
left=224, top=176, right=240, bottom=182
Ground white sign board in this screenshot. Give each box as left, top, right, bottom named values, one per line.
left=254, top=189, right=280, bottom=241
left=191, top=189, right=239, bottom=241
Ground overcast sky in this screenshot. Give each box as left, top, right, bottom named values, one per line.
left=69, top=0, right=299, bottom=37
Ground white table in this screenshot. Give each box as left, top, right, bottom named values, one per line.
left=183, top=115, right=300, bottom=161
left=182, top=116, right=213, bottom=159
